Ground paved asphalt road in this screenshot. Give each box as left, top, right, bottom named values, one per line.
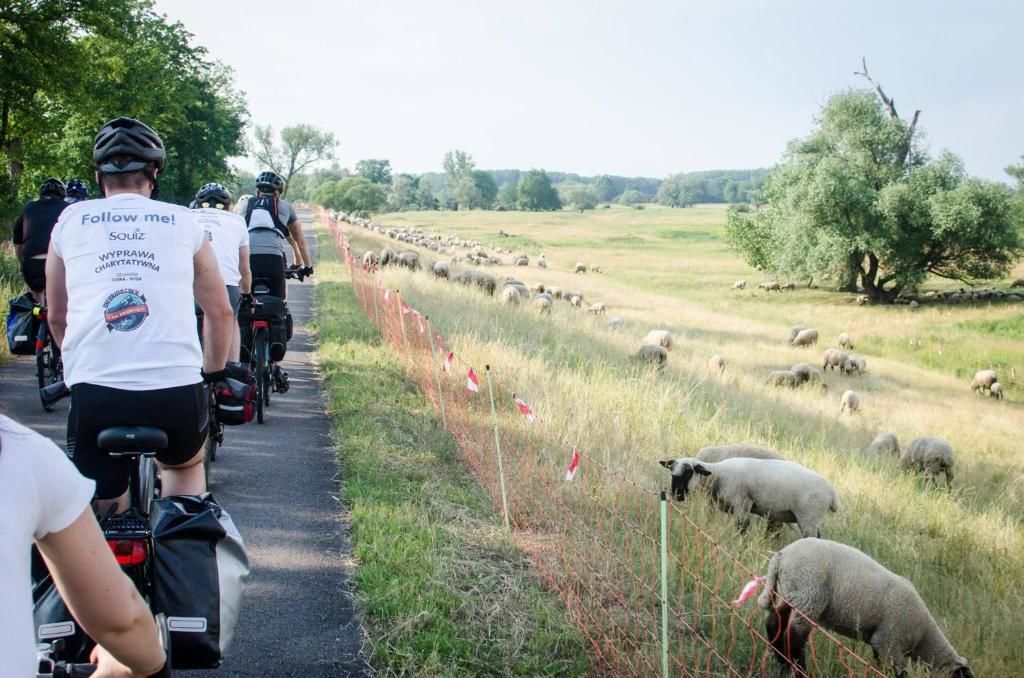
left=1, top=209, right=369, bottom=676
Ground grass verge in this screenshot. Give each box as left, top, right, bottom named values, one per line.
left=1, top=244, right=24, bottom=364
left=312, top=224, right=589, bottom=676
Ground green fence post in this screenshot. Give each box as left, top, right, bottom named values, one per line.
left=485, top=365, right=511, bottom=532
left=425, top=316, right=447, bottom=428
left=660, top=490, right=670, bottom=678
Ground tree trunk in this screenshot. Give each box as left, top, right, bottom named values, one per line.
left=838, top=251, right=861, bottom=292
left=859, top=252, right=902, bottom=303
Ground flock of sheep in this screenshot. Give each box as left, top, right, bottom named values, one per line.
left=335, top=210, right=983, bottom=677
left=735, top=277, right=1024, bottom=307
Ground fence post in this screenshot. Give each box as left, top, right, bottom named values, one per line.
left=660, top=490, right=670, bottom=678
left=425, top=316, right=447, bottom=428
left=485, top=365, right=511, bottom=532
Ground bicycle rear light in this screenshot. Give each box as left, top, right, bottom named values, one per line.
left=107, top=539, right=148, bottom=566
left=253, top=320, right=269, bottom=328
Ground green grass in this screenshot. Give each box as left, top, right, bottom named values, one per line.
left=1, top=244, right=24, bottom=364
left=312, top=224, right=589, bottom=676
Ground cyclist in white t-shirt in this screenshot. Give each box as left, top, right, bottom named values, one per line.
left=45, top=117, right=235, bottom=516
left=0, top=414, right=168, bottom=677
left=192, top=182, right=251, bottom=361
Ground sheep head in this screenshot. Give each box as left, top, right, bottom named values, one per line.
left=660, top=459, right=710, bottom=501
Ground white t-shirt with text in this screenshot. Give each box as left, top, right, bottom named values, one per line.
left=50, top=193, right=206, bottom=390
left=192, top=207, right=249, bottom=286
left=0, top=416, right=95, bottom=678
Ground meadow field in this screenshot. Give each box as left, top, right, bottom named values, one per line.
left=334, top=204, right=1024, bottom=675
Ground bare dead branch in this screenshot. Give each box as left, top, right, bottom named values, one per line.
left=854, top=57, right=898, bottom=119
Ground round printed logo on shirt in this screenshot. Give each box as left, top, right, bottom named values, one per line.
left=102, top=288, right=150, bottom=332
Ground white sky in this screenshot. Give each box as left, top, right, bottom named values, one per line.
left=154, top=0, right=1024, bottom=181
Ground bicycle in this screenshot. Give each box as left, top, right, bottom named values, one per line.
left=35, top=614, right=170, bottom=677
left=32, top=304, right=63, bottom=412
left=242, top=268, right=301, bottom=424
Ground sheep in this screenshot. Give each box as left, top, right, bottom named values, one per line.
left=822, top=348, right=849, bottom=372
left=759, top=281, right=782, bottom=291
left=379, top=246, right=397, bottom=267
left=396, top=251, right=421, bottom=271
left=537, top=254, right=547, bottom=269
left=732, top=280, right=747, bottom=290
left=589, top=264, right=603, bottom=273
left=548, top=286, right=563, bottom=300
left=989, top=382, right=1004, bottom=400
left=840, top=390, right=860, bottom=415
left=430, top=260, right=450, bottom=279
left=574, top=261, right=587, bottom=274
left=500, top=286, right=522, bottom=306
left=790, top=328, right=819, bottom=347
left=642, top=330, right=673, bottom=351
left=587, top=302, right=607, bottom=315
left=658, top=457, right=840, bottom=537
left=864, top=432, right=900, bottom=457
left=362, top=250, right=379, bottom=269
left=757, top=538, right=972, bottom=677
left=694, top=443, right=782, bottom=464
left=1010, top=278, right=1024, bottom=288
left=779, top=282, right=796, bottom=290
left=787, top=325, right=807, bottom=343
left=569, top=294, right=583, bottom=308
left=838, top=332, right=854, bottom=350
left=608, top=315, right=624, bottom=330
left=453, top=270, right=496, bottom=296
left=969, top=369, right=998, bottom=394
left=841, top=353, right=867, bottom=375
left=765, top=370, right=800, bottom=388
left=901, top=437, right=955, bottom=489
left=531, top=297, right=552, bottom=314
left=564, top=290, right=583, bottom=305
left=790, top=363, right=826, bottom=389
left=857, top=294, right=872, bottom=305
left=513, top=255, right=529, bottom=266
left=632, top=344, right=668, bottom=369
left=707, top=354, right=726, bottom=375
left=528, top=282, right=545, bottom=295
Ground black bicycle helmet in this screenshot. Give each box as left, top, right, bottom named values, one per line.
left=39, top=177, right=67, bottom=198
left=255, top=170, right=285, bottom=193
left=66, top=178, right=89, bottom=200
left=194, top=182, right=232, bottom=209
left=93, top=117, right=165, bottom=174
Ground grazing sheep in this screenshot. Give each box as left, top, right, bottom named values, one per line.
left=790, top=363, right=826, bottom=389
left=790, top=328, right=819, bottom=347
left=909, top=300, right=920, bottom=308
left=548, top=286, right=563, bottom=300
left=430, top=260, right=450, bottom=279
left=658, top=457, right=840, bottom=537
left=531, top=297, right=552, bottom=314
left=513, top=255, right=529, bottom=266
left=574, top=261, right=587, bottom=274
left=787, top=325, right=807, bottom=343
left=759, top=281, right=782, bottom=291
left=379, top=246, right=397, bottom=267
left=1010, top=278, right=1024, bottom=288
left=757, top=538, right=972, bottom=677
left=590, top=264, right=603, bottom=273
left=587, top=302, right=607, bottom=315
left=528, top=282, right=545, bottom=294
left=780, top=282, right=796, bottom=290
left=453, top=270, right=496, bottom=296
left=564, top=290, right=584, bottom=305
left=901, top=437, right=955, bottom=489
left=632, top=344, right=668, bottom=369
left=765, top=370, right=800, bottom=388
left=694, top=443, right=782, bottom=464
left=362, top=250, right=379, bottom=269
left=537, top=254, right=547, bottom=268
left=989, top=382, right=1004, bottom=400
left=840, top=390, right=860, bottom=415
left=864, top=432, right=900, bottom=457
left=642, top=330, right=673, bottom=351
left=838, top=332, right=854, bottom=350
left=969, top=369, right=998, bottom=394
left=707, top=354, right=726, bottom=375
left=732, top=280, right=747, bottom=290
left=608, top=315, right=624, bottom=330
left=841, top=353, right=867, bottom=375
left=569, top=294, right=583, bottom=308
left=856, top=294, right=872, bottom=305
left=500, top=286, right=522, bottom=306
left=822, top=348, right=849, bottom=372
left=396, top=251, right=421, bottom=271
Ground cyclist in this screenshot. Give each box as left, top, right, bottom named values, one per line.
left=192, top=182, right=252, bottom=361
left=11, top=177, right=68, bottom=304
left=0, top=414, right=168, bottom=677
left=66, top=178, right=90, bottom=203
left=45, top=116, right=235, bottom=516
left=245, top=170, right=313, bottom=300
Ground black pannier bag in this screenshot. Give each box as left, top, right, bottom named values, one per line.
left=238, top=294, right=288, bottom=363
left=150, top=494, right=249, bottom=669
left=6, top=292, right=39, bottom=355
left=33, top=574, right=93, bottom=663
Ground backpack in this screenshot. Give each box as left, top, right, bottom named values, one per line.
left=244, top=193, right=288, bottom=239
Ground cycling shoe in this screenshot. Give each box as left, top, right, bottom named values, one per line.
left=273, top=366, right=290, bottom=393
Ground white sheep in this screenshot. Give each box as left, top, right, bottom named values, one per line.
left=757, top=538, right=972, bottom=677
left=841, top=353, right=867, bottom=375
left=574, top=261, right=587, bottom=274
left=707, top=354, right=726, bottom=375
left=790, top=328, right=819, bottom=347
left=864, top=432, right=900, bottom=457
left=732, top=280, right=747, bottom=290
left=531, top=297, right=552, bottom=314
left=569, top=294, right=583, bottom=308
left=838, top=332, right=854, bottom=350
left=590, top=264, right=603, bottom=273
left=969, top=369, right=998, bottom=394
left=765, top=370, right=800, bottom=388
left=759, top=281, right=782, bottom=291
left=840, top=390, right=860, bottom=415
left=658, top=457, right=840, bottom=537
left=790, top=363, right=827, bottom=389
left=537, top=254, right=547, bottom=268
left=989, top=382, right=1004, bottom=400
left=548, top=286, right=563, bottom=300
left=856, top=294, right=872, bottom=305
left=642, top=330, right=673, bottom=351
left=694, top=443, right=782, bottom=464
left=587, top=302, right=607, bottom=315
left=632, top=344, right=667, bottom=369
left=362, top=250, right=379, bottom=269
left=822, top=348, right=849, bottom=372
left=787, top=325, right=807, bottom=343
left=500, top=286, right=521, bottom=306
left=901, top=436, right=955, bottom=489
left=430, top=260, right=450, bottom=279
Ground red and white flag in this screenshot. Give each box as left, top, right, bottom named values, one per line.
left=466, top=367, right=480, bottom=394
left=416, top=314, right=425, bottom=334
left=732, top=576, right=766, bottom=607
left=513, top=394, right=536, bottom=423
left=383, top=289, right=391, bottom=302
left=565, top=447, right=581, bottom=481
left=442, top=351, right=454, bottom=374
left=402, top=302, right=412, bottom=315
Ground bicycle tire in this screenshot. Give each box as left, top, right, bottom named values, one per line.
left=138, top=456, right=158, bottom=514
left=37, top=325, right=55, bottom=411
left=254, top=330, right=267, bottom=424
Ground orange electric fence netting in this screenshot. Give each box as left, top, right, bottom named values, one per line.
left=321, top=208, right=884, bottom=678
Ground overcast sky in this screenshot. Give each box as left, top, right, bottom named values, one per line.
left=154, top=0, right=1023, bottom=181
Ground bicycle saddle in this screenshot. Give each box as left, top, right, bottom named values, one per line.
left=97, top=426, right=168, bottom=453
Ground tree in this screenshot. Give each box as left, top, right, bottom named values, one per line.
left=314, top=176, right=386, bottom=216
left=355, top=159, right=392, bottom=186
left=517, top=170, right=561, bottom=211
left=561, top=182, right=599, bottom=211
left=453, top=175, right=482, bottom=210
left=495, top=180, right=519, bottom=210
left=443, top=150, right=475, bottom=181
left=250, top=124, right=336, bottom=196
left=471, top=170, right=497, bottom=209
left=617, top=189, right=645, bottom=206
left=726, top=72, right=1023, bottom=302
left=592, top=175, right=618, bottom=203
left=388, top=173, right=421, bottom=211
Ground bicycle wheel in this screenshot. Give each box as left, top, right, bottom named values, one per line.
left=37, top=333, right=60, bottom=412
left=254, top=330, right=267, bottom=424
left=139, top=456, right=158, bottom=514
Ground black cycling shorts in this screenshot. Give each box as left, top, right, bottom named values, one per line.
left=67, top=382, right=209, bottom=500
left=250, top=254, right=287, bottom=299
left=21, top=258, right=46, bottom=292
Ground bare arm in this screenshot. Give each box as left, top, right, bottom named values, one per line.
left=193, top=240, right=232, bottom=373
left=45, top=252, right=68, bottom=346
left=286, top=232, right=303, bottom=267
left=238, top=244, right=251, bottom=294
left=12, top=214, right=25, bottom=263
left=37, top=508, right=165, bottom=676
left=289, top=220, right=312, bottom=269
